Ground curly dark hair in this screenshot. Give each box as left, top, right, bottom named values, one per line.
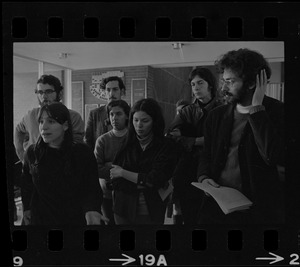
left=36, top=75, right=64, bottom=101
left=215, top=48, right=272, bottom=89
left=101, top=76, right=126, bottom=93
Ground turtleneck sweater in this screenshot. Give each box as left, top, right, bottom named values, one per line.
left=136, top=132, right=154, bottom=151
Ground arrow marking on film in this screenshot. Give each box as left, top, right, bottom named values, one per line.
left=256, top=252, right=284, bottom=264
left=109, top=254, right=136, bottom=266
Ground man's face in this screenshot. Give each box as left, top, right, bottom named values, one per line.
left=36, top=83, right=58, bottom=106
left=109, top=106, right=128, bottom=131
left=221, top=69, right=247, bottom=104
left=105, top=80, right=124, bottom=103
left=190, top=75, right=212, bottom=104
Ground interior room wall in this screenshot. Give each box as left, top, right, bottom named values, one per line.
left=72, top=65, right=149, bottom=107
left=13, top=72, right=39, bottom=130
left=71, top=61, right=283, bottom=130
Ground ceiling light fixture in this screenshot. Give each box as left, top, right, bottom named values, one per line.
left=172, top=42, right=183, bottom=49
left=58, top=53, right=69, bottom=59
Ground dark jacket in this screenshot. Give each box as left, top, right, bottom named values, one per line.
left=84, top=105, right=111, bottom=150
left=168, top=97, right=221, bottom=199
left=168, top=97, right=221, bottom=153
left=197, top=96, right=284, bottom=223
left=21, top=142, right=103, bottom=225
left=112, top=137, right=179, bottom=224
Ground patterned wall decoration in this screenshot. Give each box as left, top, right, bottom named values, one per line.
left=89, top=71, right=124, bottom=100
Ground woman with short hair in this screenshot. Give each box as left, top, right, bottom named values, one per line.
left=21, top=102, right=106, bottom=225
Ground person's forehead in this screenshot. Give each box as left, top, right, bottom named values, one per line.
left=37, top=83, right=54, bottom=89
left=191, top=75, right=205, bottom=83
left=133, top=111, right=151, bottom=119
left=223, top=69, right=239, bottom=79
left=110, top=106, right=124, bottom=113
left=105, top=80, right=120, bottom=88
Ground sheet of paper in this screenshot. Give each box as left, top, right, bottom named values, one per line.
left=191, top=182, right=253, bottom=214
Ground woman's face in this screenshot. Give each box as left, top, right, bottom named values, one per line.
left=109, top=106, right=128, bottom=131
left=39, top=111, right=68, bottom=148
left=133, top=111, right=153, bottom=138
left=190, top=75, right=212, bottom=104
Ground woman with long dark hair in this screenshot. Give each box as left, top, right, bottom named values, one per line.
left=110, top=98, right=178, bottom=225
left=21, top=102, right=106, bottom=225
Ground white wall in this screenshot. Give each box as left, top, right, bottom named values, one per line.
left=269, top=62, right=283, bottom=83
left=13, top=72, right=39, bottom=130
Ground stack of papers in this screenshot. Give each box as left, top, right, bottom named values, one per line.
left=191, top=182, right=253, bottom=215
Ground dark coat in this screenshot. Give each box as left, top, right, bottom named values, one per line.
left=168, top=97, right=221, bottom=199
left=112, top=137, right=179, bottom=224
left=21, top=142, right=103, bottom=225
left=197, top=96, right=284, bottom=223
left=168, top=97, right=221, bottom=152
left=84, top=105, right=111, bottom=150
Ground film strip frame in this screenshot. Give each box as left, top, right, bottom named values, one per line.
left=3, top=2, right=300, bottom=266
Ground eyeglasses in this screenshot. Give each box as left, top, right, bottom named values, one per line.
left=35, top=89, right=56, bottom=95
left=220, top=78, right=237, bottom=88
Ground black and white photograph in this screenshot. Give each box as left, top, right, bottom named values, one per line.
left=11, top=41, right=285, bottom=227
left=4, top=2, right=300, bottom=266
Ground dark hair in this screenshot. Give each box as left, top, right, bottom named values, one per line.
left=36, top=74, right=64, bottom=101
left=214, top=48, right=272, bottom=88
left=188, top=67, right=218, bottom=98
left=33, top=102, right=73, bottom=176
left=127, top=98, right=165, bottom=144
left=37, top=102, right=73, bottom=150
left=101, top=76, right=126, bottom=93
left=106, top=100, right=130, bottom=126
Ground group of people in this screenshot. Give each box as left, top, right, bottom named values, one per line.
left=13, top=48, right=284, bottom=226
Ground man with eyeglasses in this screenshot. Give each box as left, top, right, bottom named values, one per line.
left=196, top=48, right=284, bottom=224
left=14, top=74, right=84, bottom=162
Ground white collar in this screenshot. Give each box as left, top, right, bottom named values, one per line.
left=236, top=104, right=253, bottom=114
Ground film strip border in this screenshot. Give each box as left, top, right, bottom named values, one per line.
left=3, top=2, right=300, bottom=40
left=8, top=16, right=287, bottom=40
left=3, top=2, right=300, bottom=266
left=10, top=226, right=300, bottom=265
left=11, top=228, right=286, bottom=252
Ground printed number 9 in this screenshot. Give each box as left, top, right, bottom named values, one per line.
left=145, top=254, right=156, bottom=265
left=13, top=256, right=23, bottom=266
left=139, top=254, right=156, bottom=266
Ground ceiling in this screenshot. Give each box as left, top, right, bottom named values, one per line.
left=14, top=41, right=284, bottom=73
